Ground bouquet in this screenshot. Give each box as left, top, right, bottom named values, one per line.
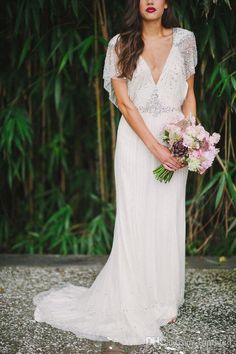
left=153, top=113, right=221, bottom=183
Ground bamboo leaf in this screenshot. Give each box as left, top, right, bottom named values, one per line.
left=71, top=0, right=79, bottom=17
left=228, top=219, right=236, bottom=233
left=206, top=64, right=220, bottom=90
left=230, top=75, right=236, bottom=92
left=54, top=75, right=61, bottom=112
left=198, top=171, right=221, bottom=198
left=79, top=35, right=94, bottom=72
left=215, top=173, right=226, bottom=209
left=229, top=237, right=236, bottom=255
left=217, top=18, right=229, bottom=48
left=58, top=52, right=70, bottom=73
left=17, top=37, right=31, bottom=69
left=225, top=173, right=236, bottom=207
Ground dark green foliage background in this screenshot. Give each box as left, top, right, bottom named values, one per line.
left=0, top=0, right=235, bottom=256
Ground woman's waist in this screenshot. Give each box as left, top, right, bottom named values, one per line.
left=120, top=108, right=185, bottom=123
left=137, top=105, right=183, bottom=118
left=119, top=110, right=185, bottom=141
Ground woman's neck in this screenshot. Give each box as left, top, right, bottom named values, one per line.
left=142, top=21, right=169, bottom=40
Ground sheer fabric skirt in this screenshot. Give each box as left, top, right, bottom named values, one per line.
left=33, top=111, right=188, bottom=345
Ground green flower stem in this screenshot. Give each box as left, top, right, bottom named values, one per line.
left=153, top=164, right=174, bottom=183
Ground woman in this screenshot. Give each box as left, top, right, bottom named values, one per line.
left=33, top=0, right=198, bottom=347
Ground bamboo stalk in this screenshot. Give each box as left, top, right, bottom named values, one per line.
left=26, top=36, right=34, bottom=217
left=41, top=75, right=46, bottom=187
left=98, top=0, right=117, bottom=205
left=94, top=0, right=107, bottom=202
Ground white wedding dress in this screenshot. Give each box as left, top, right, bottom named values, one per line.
left=33, top=26, right=198, bottom=345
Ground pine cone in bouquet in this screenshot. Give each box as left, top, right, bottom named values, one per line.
left=172, top=139, right=188, bottom=157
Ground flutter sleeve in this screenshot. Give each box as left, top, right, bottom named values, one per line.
left=102, top=34, right=127, bottom=107
left=182, top=31, right=198, bottom=80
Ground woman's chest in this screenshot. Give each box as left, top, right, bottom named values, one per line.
left=127, top=47, right=188, bottom=108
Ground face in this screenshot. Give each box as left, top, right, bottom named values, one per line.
left=139, top=0, right=168, bottom=22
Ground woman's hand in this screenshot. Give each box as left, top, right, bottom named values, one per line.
left=152, top=143, right=185, bottom=171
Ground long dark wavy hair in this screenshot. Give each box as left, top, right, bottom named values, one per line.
left=114, top=0, right=179, bottom=80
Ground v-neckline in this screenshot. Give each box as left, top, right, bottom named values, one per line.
left=140, top=27, right=176, bottom=87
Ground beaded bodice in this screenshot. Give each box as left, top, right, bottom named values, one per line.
left=103, top=27, right=198, bottom=118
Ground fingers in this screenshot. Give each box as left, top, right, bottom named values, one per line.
left=161, top=149, right=185, bottom=171
left=163, top=158, right=185, bottom=171
left=163, top=163, right=175, bottom=171
left=165, top=159, right=180, bottom=170
left=170, top=156, right=183, bottom=168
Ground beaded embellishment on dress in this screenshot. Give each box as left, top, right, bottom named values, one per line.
left=138, top=87, right=179, bottom=116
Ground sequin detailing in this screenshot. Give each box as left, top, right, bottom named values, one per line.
left=138, top=87, right=179, bottom=116
left=177, top=31, right=198, bottom=80
left=102, top=34, right=126, bottom=108
left=102, top=27, right=198, bottom=110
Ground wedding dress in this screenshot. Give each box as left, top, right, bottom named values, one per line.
left=33, top=26, right=198, bottom=345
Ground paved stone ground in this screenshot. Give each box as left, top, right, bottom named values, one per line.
left=0, top=255, right=235, bottom=354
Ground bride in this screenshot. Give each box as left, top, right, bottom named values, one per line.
left=33, top=0, right=197, bottom=348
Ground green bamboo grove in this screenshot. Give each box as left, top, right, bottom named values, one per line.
left=0, top=0, right=235, bottom=255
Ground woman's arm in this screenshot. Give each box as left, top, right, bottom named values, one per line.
left=181, top=72, right=197, bottom=118
left=111, top=78, right=183, bottom=171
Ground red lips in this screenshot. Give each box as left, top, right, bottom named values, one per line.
left=146, top=7, right=157, bottom=13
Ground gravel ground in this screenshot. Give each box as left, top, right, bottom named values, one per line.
left=0, top=258, right=235, bottom=354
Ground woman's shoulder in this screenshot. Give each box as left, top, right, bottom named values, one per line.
left=107, top=33, right=121, bottom=47
left=175, top=26, right=195, bottom=34
left=174, top=26, right=196, bottom=42
left=174, top=27, right=194, bottom=38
